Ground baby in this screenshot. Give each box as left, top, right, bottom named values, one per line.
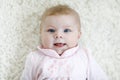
left=21, top=5, right=108, bottom=80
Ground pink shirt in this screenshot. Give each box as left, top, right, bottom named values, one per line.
left=21, top=45, right=108, bottom=80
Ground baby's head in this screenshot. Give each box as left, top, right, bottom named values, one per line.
left=40, top=5, right=81, bottom=55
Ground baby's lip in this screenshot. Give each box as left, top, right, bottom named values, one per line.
left=54, top=43, right=66, bottom=47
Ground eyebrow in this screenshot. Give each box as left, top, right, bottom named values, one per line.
left=45, top=25, right=56, bottom=30
left=46, top=25, right=72, bottom=29
left=64, top=25, right=72, bottom=28
left=47, top=25, right=55, bottom=28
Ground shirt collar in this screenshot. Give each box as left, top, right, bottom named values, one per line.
left=37, top=45, right=80, bottom=59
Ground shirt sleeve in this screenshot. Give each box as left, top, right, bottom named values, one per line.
left=20, top=52, right=36, bottom=80
left=86, top=49, right=108, bottom=80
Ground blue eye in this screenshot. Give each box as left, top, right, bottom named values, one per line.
left=64, top=29, right=71, bottom=32
left=47, top=29, right=55, bottom=32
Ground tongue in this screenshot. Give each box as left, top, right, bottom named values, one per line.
left=54, top=43, right=65, bottom=47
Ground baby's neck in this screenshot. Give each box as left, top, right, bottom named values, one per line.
left=56, top=50, right=64, bottom=56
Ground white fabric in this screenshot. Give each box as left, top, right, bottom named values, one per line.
left=20, top=45, right=108, bottom=80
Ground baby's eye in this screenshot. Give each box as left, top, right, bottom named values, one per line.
left=64, top=29, right=72, bottom=32
left=47, top=29, right=55, bottom=33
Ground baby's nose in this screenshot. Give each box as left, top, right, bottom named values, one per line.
left=55, top=32, right=63, bottom=38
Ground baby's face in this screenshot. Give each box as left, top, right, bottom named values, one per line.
left=41, top=15, right=81, bottom=55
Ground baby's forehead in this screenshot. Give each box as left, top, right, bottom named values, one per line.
left=43, top=14, right=80, bottom=23
left=43, top=15, right=80, bottom=31
left=44, top=14, right=79, bottom=24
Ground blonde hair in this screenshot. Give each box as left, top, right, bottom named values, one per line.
left=40, top=4, right=81, bottom=32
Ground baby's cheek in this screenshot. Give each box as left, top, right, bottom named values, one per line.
left=42, top=39, right=54, bottom=48
left=68, top=39, right=78, bottom=47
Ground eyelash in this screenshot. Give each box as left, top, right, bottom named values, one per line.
left=47, top=29, right=72, bottom=33
left=64, top=29, right=72, bottom=32
left=47, top=29, right=55, bottom=32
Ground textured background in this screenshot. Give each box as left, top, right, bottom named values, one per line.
left=0, top=0, right=120, bottom=80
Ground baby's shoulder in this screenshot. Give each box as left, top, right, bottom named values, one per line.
left=27, top=50, right=44, bottom=60
left=79, top=46, right=91, bottom=53
left=78, top=46, right=92, bottom=58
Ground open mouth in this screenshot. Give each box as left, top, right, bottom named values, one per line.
left=54, top=43, right=66, bottom=47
